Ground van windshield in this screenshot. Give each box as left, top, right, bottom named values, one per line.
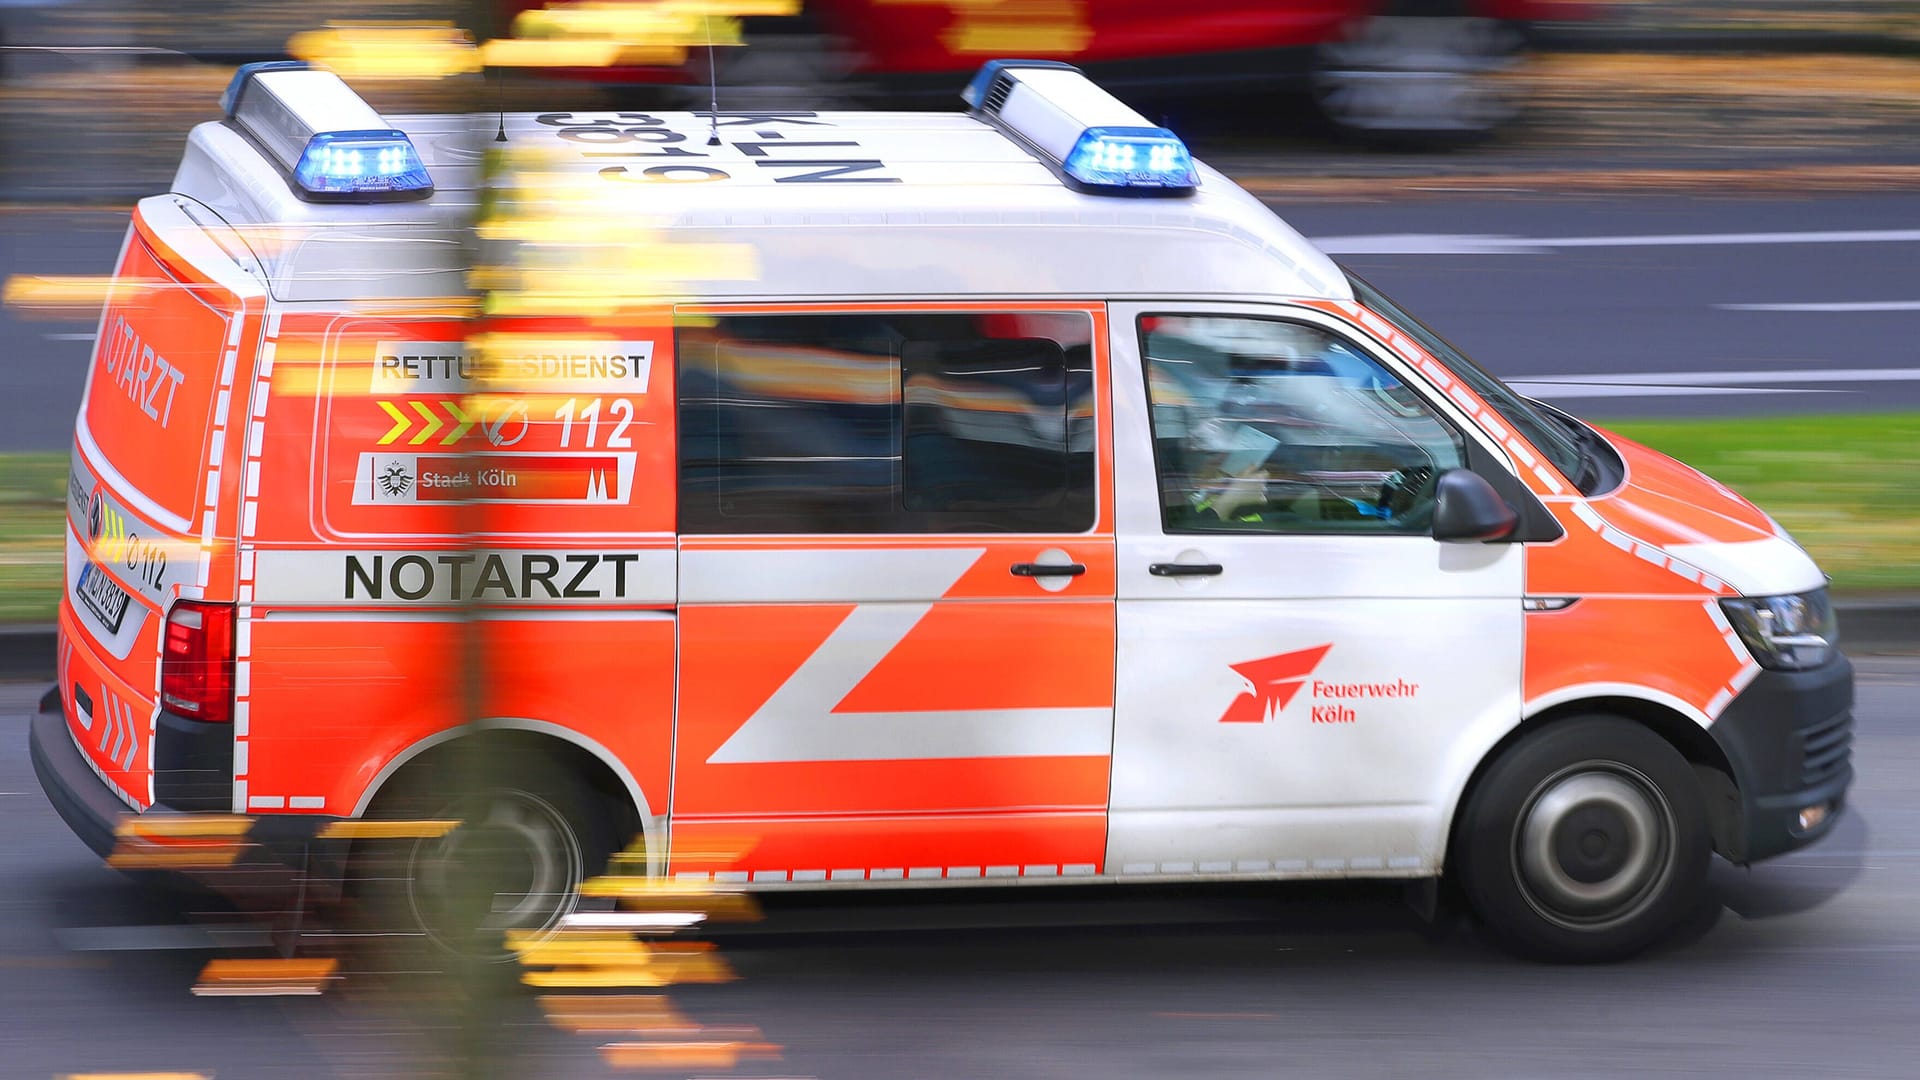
left=1346, top=271, right=1587, bottom=485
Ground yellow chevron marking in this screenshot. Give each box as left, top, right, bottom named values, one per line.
left=440, top=399, right=474, bottom=445
left=376, top=400, right=410, bottom=444
left=406, top=399, right=443, bottom=445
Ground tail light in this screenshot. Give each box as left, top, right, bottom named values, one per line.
left=160, top=601, right=235, bottom=724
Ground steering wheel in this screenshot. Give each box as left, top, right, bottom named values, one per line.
left=1376, top=463, right=1438, bottom=521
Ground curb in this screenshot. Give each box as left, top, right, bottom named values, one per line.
left=2, top=599, right=1915, bottom=684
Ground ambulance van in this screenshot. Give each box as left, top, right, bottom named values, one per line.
left=31, top=60, right=1853, bottom=962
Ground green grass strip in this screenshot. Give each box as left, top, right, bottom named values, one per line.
left=1600, top=412, right=1920, bottom=594
left=0, top=451, right=66, bottom=624
left=0, top=413, right=1913, bottom=624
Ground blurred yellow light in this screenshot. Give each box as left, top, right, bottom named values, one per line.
left=480, top=38, right=629, bottom=68
left=2, top=274, right=146, bottom=317
left=193, top=958, right=338, bottom=997
left=117, top=815, right=252, bottom=839
left=287, top=24, right=483, bottom=81
left=539, top=993, right=693, bottom=1033
left=317, top=818, right=462, bottom=840
left=61, top=1074, right=212, bottom=1080
left=106, top=848, right=243, bottom=870
left=600, top=1040, right=780, bottom=1070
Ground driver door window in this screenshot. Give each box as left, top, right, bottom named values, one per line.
left=1140, top=314, right=1464, bottom=534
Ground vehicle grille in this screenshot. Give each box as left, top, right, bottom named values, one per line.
left=1797, top=708, right=1853, bottom=787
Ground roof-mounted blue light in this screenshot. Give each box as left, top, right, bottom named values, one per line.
left=292, top=129, right=434, bottom=201
left=963, top=59, right=1199, bottom=198
left=220, top=59, right=310, bottom=118
left=1063, top=127, right=1197, bottom=193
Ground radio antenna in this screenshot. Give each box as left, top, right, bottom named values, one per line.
left=705, top=14, right=721, bottom=146
left=491, top=33, right=508, bottom=141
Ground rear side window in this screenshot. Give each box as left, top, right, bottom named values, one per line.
left=677, top=312, right=1095, bottom=534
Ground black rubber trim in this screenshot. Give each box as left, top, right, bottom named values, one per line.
left=1464, top=438, right=1564, bottom=543
left=153, top=709, right=235, bottom=812
left=1708, top=652, right=1855, bottom=863
left=29, top=692, right=127, bottom=861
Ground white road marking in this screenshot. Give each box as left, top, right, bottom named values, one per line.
left=1718, top=301, right=1920, bottom=313
left=1512, top=366, right=1920, bottom=399
left=1313, top=228, right=1920, bottom=255
left=43, top=332, right=97, bottom=342
left=1512, top=385, right=1839, bottom=399
left=1522, top=367, right=1920, bottom=387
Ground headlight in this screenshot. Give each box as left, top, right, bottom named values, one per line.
left=1720, top=589, right=1838, bottom=671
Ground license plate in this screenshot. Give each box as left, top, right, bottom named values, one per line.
left=76, top=561, right=131, bottom=634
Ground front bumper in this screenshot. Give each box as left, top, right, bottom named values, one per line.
left=29, top=686, right=128, bottom=861
left=1709, top=652, right=1854, bottom=863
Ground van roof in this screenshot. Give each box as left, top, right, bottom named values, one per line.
left=171, top=107, right=1349, bottom=304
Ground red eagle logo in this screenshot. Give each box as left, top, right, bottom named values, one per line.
left=1220, top=644, right=1332, bottom=723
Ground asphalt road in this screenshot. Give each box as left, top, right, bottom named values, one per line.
left=3, top=651, right=1917, bottom=1078
left=5, top=191, right=1917, bottom=451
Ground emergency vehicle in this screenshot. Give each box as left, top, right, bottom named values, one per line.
left=31, top=58, right=1852, bottom=962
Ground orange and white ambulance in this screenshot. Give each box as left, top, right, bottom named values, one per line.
left=32, top=59, right=1853, bottom=961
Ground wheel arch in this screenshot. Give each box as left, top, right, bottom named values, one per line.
left=1445, top=691, right=1743, bottom=871
left=352, top=717, right=660, bottom=876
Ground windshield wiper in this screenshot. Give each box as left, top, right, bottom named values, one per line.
left=1536, top=407, right=1602, bottom=492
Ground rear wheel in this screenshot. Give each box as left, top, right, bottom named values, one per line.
left=1454, top=716, right=1711, bottom=962
left=360, top=750, right=623, bottom=963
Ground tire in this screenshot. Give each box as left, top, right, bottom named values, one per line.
left=1309, top=16, right=1523, bottom=147
left=1453, top=716, right=1711, bottom=962
left=356, top=749, right=623, bottom=964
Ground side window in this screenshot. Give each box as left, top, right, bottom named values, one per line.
left=679, top=312, right=1095, bottom=534
left=1140, top=314, right=1465, bottom=535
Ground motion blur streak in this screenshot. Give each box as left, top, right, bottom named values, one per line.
left=191, top=957, right=340, bottom=997
left=107, top=814, right=250, bottom=870
left=316, top=817, right=462, bottom=839
left=2, top=275, right=149, bottom=318
left=287, top=23, right=482, bottom=80
left=482, top=0, right=801, bottom=67
left=538, top=993, right=696, bottom=1033
left=58, top=1074, right=211, bottom=1080
left=599, top=1038, right=782, bottom=1070
left=513, top=934, right=736, bottom=988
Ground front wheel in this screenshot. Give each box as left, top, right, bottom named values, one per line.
left=1454, top=716, right=1712, bottom=962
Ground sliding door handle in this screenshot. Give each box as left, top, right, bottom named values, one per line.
left=1149, top=562, right=1223, bottom=577
left=1011, top=562, right=1086, bottom=578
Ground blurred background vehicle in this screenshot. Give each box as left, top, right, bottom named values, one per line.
left=2, top=1, right=1919, bottom=1076
left=499, top=0, right=1603, bottom=143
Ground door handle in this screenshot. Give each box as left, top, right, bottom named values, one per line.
left=1011, top=562, right=1086, bottom=578
left=1149, top=562, right=1223, bottom=577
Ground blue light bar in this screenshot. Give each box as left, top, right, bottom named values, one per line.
left=960, top=58, right=1081, bottom=109
left=291, top=129, right=434, bottom=201
left=220, top=59, right=310, bottom=118
left=1062, top=127, right=1197, bottom=193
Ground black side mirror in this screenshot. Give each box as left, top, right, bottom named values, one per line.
left=1431, top=468, right=1519, bottom=543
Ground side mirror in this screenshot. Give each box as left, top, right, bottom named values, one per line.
left=1431, top=469, right=1519, bottom=543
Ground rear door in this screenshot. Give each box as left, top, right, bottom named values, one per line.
left=670, top=305, right=1118, bottom=884
left=1105, top=302, right=1523, bottom=877
left=61, top=196, right=265, bottom=808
